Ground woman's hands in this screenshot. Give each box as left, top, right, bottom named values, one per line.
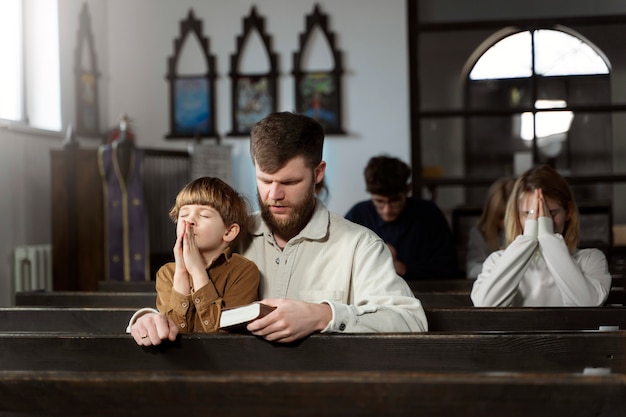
left=528, top=189, right=551, bottom=221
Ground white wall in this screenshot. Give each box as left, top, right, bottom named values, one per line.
left=2, top=0, right=626, bottom=306
left=0, top=0, right=410, bottom=306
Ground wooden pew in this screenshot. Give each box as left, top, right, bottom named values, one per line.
left=14, top=290, right=156, bottom=308
left=408, top=279, right=626, bottom=307
left=1, top=332, right=624, bottom=374
left=97, top=280, right=155, bottom=292
left=0, top=307, right=135, bottom=333
left=426, top=306, right=626, bottom=331
left=2, top=306, right=626, bottom=333
left=0, top=332, right=624, bottom=416
left=13, top=287, right=625, bottom=309
left=1, top=369, right=623, bottom=417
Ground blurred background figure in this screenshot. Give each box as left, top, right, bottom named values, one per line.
left=466, top=177, right=515, bottom=279
left=346, top=155, right=459, bottom=280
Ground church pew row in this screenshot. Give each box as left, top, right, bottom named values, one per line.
left=0, top=332, right=625, bottom=416
left=95, top=277, right=625, bottom=293
left=15, top=288, right=625, bottom=309
left=2, top=306, right=626, bottom=333
left=1, top=370, right=623, bottom=417
left=1, top=332, right=624, bottom=374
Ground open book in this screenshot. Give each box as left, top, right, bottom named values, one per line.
left=219, top=302, right=276, bottom=330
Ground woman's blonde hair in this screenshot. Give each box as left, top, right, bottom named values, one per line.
left=169, top=177, right=250, bottom=248
left=504, top=165, right=579, bottom=253
left=478, top=177, right=515, bottom=252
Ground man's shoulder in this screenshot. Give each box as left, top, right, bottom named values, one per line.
left=329, top=211, right=382, bottom=242
left=347, top=200, right=373, bottom=211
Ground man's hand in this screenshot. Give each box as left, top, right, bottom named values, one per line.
left=246, top=299, right=332, bottom=343
left=130, top=312, right=178, bottom=346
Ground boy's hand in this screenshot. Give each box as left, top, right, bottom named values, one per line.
left=182, top=221, right=206, bottom=275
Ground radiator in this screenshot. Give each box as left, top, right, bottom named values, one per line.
left=13, top=245, right=53, bottom=293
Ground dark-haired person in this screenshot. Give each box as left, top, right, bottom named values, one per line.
left=345, top=155, right=459, bottom=280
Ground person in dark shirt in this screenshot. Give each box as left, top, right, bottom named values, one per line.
left=345, top=155, right=460, bottom=280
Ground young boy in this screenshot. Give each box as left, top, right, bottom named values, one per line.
left=128, top=177, right=259, bottom=344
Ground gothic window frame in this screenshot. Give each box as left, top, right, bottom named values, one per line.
left=292, top=4, right=346, bottom=134
left=228, top=6, right=278, bottom=136
left=74, top=2, right=100, bottom=137
left=166, top=9, right=217, bottom=139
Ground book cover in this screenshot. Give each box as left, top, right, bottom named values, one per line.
left=219, top=302, right=276, bottom=331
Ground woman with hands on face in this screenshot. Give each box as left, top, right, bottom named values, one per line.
left=471, top=165, right=611, bottom=307
left=128, top=177, right=260, bottom=346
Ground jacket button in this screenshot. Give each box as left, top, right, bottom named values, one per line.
left=339, top=323, right=346, bottom=331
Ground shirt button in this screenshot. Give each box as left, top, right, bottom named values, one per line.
left=195, top=298, right=201, bottom=304
left=204, top=320, right=209, bottom=325
left=180, top=323, right=186, bottom=328
left=339, top=323, right=346, bottom=331
left=181, top=302, right=188, bottom=308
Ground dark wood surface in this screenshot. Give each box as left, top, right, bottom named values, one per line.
left=0, top=369, right=623, bottom=417
left=0, top=332, right=624, bottom=416
left=2, top=306, right=626, bottom=333
left=426, top=306, right=626, bottom=331
left=97, top=280, right=155, bottom=292
left=14, top=291, right=156, bottom=308
left=1, top=332, right=624, bottom=374
left=13, top=287, right=625, bottom=309
left=0, top=307, right=135, bottom=333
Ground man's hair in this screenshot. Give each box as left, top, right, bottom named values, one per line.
left=169, top=177, right=250, bottom=247
left=364, top=155, right=411, bottom=196
left=250, top=112, right=325, bottom=173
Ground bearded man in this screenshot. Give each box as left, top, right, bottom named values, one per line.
left=127, top=112, right=427, bottom=345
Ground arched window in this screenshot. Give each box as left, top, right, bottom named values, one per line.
left=464, top=28, right=612, bottom=204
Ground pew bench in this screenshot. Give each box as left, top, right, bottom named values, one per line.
left=1, top=332, right=624, bottom=374
left=0, top=307, right=136, bottom=333
left=2, top=306, right=626, bottom=333
left=12, top=288, right=626, bottom=310
left=14, top=290, right=156, bottom=308
left=425, top=306, right=626, bottom=331
left=0, top=332, right=625, bottom=416
left=0, top=369, right=623, bottom=417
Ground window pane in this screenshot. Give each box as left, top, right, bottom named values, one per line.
left=534, top=29, right=609, bottom=76
left=24, top=0, right=61, bottom=131
left=0, top=0, right=23, bottom=121
left=469, top=32, right=532, bottom=80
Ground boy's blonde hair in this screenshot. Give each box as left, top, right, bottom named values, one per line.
left=169, top=177, right=250, bottom=247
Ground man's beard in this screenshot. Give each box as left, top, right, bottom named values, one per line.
left=258, top=189, right=316, bottom=241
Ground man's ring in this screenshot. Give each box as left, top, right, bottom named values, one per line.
left=141, top=335, right=148, bottom=339
left=528, top=209, right=535, bottom=215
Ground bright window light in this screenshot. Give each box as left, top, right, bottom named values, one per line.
left=470, top=32, right=532, bottom=80
left=0, top=0, right=61, bottom=131
left=25, top=0, right=61, bottom=131
left=534, top=30, right=609, bottom=76
left=470, top=29, right=609, bottom=80
left=520, top=100, right=574, bottom=140
left=0, top=0, right=23, bottom=121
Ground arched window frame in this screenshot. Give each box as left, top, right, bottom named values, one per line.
left=74, top=2, right=100, bottom=138
left=165, top=9, right=217, bottom=139
left=292, top=4, right=346, bottom=134
left=227, top=6, right=278, bottom=137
